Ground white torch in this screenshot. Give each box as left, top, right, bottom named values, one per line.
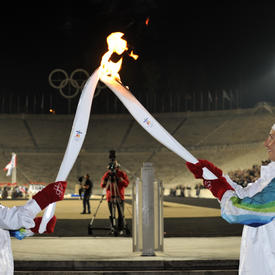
left=39, top=32, right=136, bottom=233
left=40, top=32, right=216, bottom=233
left=98, top=32, right=217, bottom=180
left=99, top=77, right=216, bottom=180
left=39, top=69, right=99, bottom=233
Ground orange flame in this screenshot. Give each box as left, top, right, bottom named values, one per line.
left=99, top=32, right=138, bottom=81
left=145, top=17, right=150, bottom=26
left=129, top=50, right=139, bottom=60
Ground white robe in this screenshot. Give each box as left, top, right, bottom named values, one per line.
left=221, top=161, right=275, bottom=275
left=0, top=200, right=41, bottom=275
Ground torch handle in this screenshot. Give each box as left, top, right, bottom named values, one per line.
left=185, top=159, right=217, bottom=180
left=202, top=167, right=218, bottom=180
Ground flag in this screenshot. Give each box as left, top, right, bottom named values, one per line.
left=4, top=153, right=16, bottom=177
left=208, top=91, right=213, bottom=103
left=19, top=186, right=26, bottom=193
left=222, top=90, right=231, bottom=101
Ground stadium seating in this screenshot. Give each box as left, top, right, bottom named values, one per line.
left=0, top=107, right=274, bottom=193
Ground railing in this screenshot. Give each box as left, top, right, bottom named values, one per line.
left=0, top=89, right=241, bottom=115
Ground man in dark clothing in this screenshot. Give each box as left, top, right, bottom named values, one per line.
left=81, top=174, right=93, bottom=214
left=78, top=176, right=84, bottom=200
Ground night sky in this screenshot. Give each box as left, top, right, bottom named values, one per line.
left=1, top=1, right=275, bottom=112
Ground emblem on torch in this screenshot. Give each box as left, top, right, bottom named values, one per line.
left=143, top=117, right=153, bottom=128
left=53, top=182, right=65, bottom=197
left=74, top=130, right=83, bottom=140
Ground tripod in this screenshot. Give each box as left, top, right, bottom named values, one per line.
left=107, top=176, right=131, bottom=236
left=88, top=176, right=130, bottom=236
left=88, top=192, right=105, bottom=235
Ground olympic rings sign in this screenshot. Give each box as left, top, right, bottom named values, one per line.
left=49, top=68, right=107, bottom=99
left=48, top=69, right=90, bottom=99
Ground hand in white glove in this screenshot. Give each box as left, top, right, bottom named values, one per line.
left=0, top=202, right=38, bottom=230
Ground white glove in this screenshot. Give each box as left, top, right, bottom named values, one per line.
left=0, top=199, right=41, bottom=230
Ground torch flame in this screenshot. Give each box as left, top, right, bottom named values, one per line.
left=129, top=50, right=139, bottom=60
left=99, top=32, right=138, bottom=81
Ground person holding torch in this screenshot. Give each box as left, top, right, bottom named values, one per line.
left=186, top=124, right=275, bottom=275
left=0, top=180, right=67, bottom=274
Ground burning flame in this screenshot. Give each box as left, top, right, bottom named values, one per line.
left=129, top=50, right=139, bottom=60
left=145, top=17, right=150, bottom=26
left=99, top=32, right=138, bottom=81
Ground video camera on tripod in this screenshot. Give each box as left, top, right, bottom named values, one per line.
left=87, top=149, right=130, bottom=237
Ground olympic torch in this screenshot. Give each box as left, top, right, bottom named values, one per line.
left=99, top=78, right=216, bottom=180
left=98, top=32, right=217, bottom=180
left=40, top=32, right=216, bottom=233
left=39, top=32, right=134, bottom=233
left=39, top=69, right=99, bottom=233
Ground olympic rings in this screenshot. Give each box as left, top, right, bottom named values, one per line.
left=48, top=68, right=90, bottom=99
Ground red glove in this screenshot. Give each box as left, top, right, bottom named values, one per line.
left=186, top=160, right=234, bottom=200
left=186, top=159, right=223, bottom=179
left=33, top=181, right=67, bottom=210
left=31, top=215, right=57, bottom=234
left=203, top=177, right=234, bottom=200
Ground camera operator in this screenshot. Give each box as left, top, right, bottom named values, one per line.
left=100, top=160, right=129, bottom=235
left=78, top=176, right=84, bottom=200
left=81, top=174, right=93, bottom=214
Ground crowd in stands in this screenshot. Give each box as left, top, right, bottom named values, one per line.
left=169, top=160, right=271, bottom=197
left=169, top=183, right=205, bottom=197
left=228, top=160, right=271, bottom=187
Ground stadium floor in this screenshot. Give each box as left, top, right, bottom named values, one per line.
left=4, top=196, right=243, bottom=237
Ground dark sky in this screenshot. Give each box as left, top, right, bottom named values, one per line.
left=1, top=1, right=275, bottom=109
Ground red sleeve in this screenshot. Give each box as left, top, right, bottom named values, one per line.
left=101, top=171, right=109, bottom=188
left=117, top=170, right=129, bottom=187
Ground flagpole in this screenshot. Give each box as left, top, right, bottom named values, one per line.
left=11, top=165, right=16, bottom=185
left=11, top=153, right=16, bottom=185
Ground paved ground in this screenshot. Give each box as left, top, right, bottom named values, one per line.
left=5, top=197, right=243, bottom=273
left=12, top=237, right=241, bottom=273
left=12, top=237, right=241, bottom=261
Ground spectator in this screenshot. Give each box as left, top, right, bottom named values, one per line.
left=186, top=185, right=191, bottom=197
left=228, top=162, right=267, bottom=187
left=78, top=176, right=84, bottom=200
left=81, top=174, right=93, bottom=214
left=2, top=187, right=8, bottom=200
left=180, top=185, right=185, bottom=197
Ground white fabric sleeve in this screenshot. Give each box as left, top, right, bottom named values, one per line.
left=220, top=178, right=275, bottom=226
left=224, top=174, right=269, bottom=199
left=0, top=199, right=41, bottom=230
